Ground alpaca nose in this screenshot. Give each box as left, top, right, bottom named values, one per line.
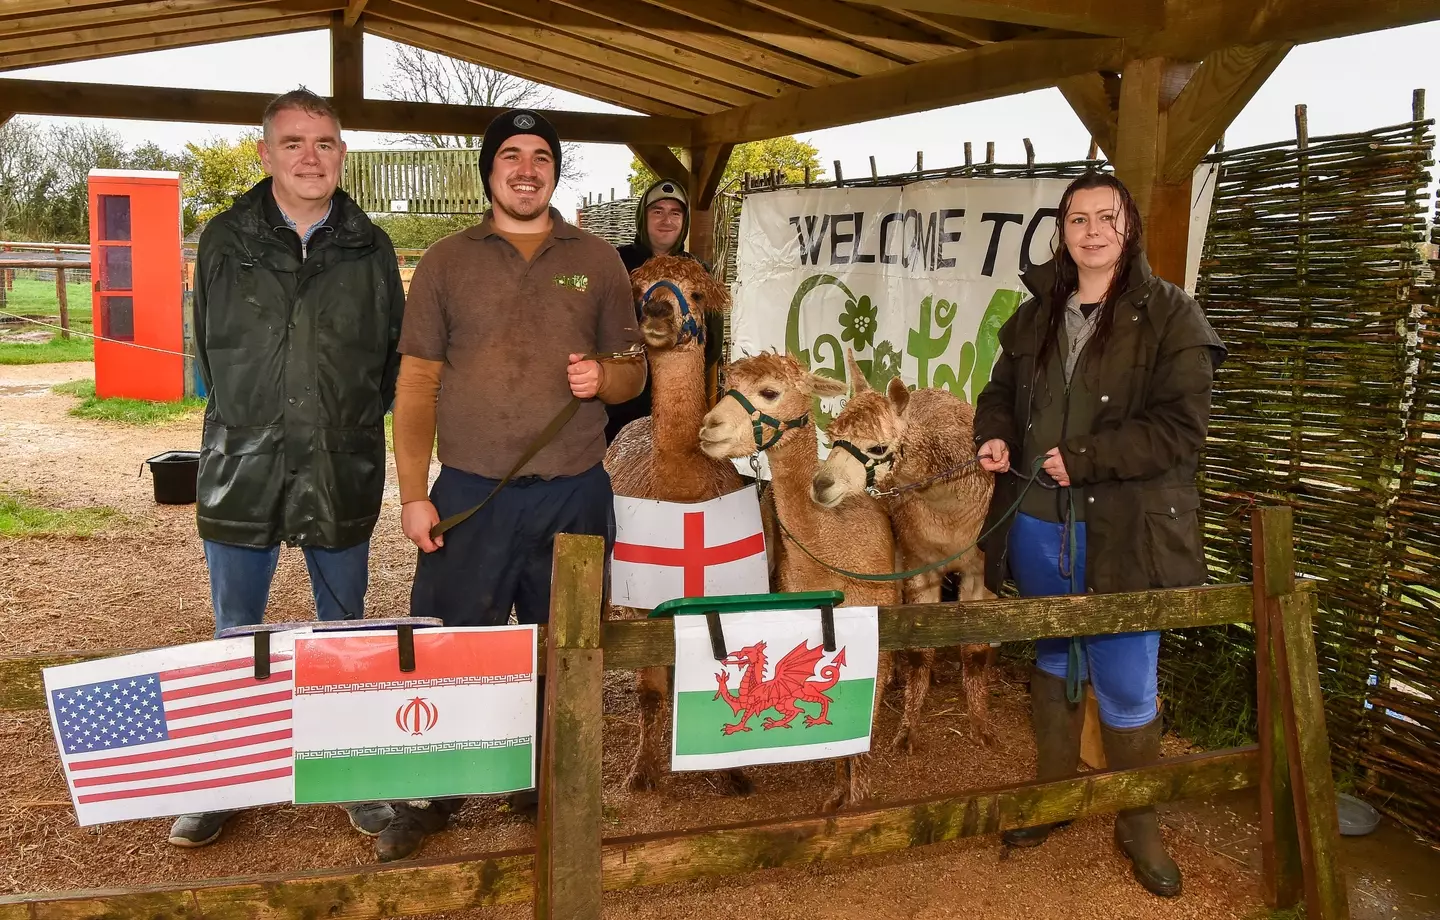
left=813, top=471, right=835, bottom=495
left=643, top=298, right=672, bottom=319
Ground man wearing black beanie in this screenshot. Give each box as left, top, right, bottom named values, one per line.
left=383, top=108, right=644, bottom=861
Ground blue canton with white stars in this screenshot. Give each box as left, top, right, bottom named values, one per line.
left=52, top=674, right=169, bottom=755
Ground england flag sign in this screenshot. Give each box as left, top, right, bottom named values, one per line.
left=44, top=635, right=298, bottom=826
left=610, top=486, right=770, bottom=609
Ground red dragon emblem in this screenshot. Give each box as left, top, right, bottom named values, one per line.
left=712, top=640, right=846, bottom=735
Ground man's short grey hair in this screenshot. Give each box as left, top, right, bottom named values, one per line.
left=262, top=88, right=342, bottom=141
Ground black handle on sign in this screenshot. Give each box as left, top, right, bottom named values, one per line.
left=705, top=611, right=728, bottom=662
left=253, top=631, right=271, bottom=681
left=820, top=605, right=837, bottom=653
left=397, top=624, right=416, bottom=673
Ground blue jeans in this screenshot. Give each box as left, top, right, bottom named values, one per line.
left=1008, top=512, right=1160, bottom=730
left=203, top=539, right=369, bottom=637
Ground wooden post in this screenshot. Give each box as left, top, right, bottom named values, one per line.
left=534, top=533, right=605, bottom=920
left=329, top=13, right=364, bottom=123
left=1251, top=507, right=1304, bottom=909
left=833, top=159, right=843, bottom=185
left=1275, top=592, right=1350, bottom=919
left=868, top=155, right=878, bottom=179
left=55, top=265, right=68, bottom=339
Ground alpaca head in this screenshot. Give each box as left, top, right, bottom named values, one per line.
left=812, top=350, right=911, bottom=507
left=630, top=255, right=730, bottom=351
left=699, top=351, right=845, bottom=460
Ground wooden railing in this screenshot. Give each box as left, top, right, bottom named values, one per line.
left=343, top=149, right=485, bottom=215
left=0, top=507, right=1348, bottom=920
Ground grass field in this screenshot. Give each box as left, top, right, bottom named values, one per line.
left=0, top=491, right=120, bottom=537
left=52, top=378, right=204, bottom=425
left=0, top=276, right=93, bottom=322
left=0, top=277, right=97, bottom=364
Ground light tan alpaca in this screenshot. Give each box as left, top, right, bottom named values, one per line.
left=604, top=255, right=751, bottom=796
left=700, top=352, right=899, bottom=811
left=812, top=352, right=998, bottom=751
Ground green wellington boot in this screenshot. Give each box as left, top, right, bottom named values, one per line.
left=1002, top=669, right=1085, bottom=848
left=1101, top=718, right=1183, bottom=897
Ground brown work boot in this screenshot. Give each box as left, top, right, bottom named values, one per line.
left=1101, top=718, right=1182, bottom=897
left=1002, top=669, right=1084, bottom=848
left=374, top=799, right=463, bottom=862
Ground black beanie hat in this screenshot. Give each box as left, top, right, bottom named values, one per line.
left=478, top=108, right=561, bottom=200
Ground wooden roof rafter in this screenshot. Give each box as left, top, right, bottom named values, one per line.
left=0, top=0, right=321, bottom=41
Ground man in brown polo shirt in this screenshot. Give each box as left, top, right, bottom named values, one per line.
left=380, top=108, right=643, bottom=862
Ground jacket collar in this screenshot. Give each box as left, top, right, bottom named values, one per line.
left=466, top=207, right=580, bottom=241
left=230, top=178, right=374, bottom=251
left=1020, top=253, right=1155, bottom=308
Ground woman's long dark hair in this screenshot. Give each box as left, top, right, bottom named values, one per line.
left=1040, top=172, right=1144, bottom=364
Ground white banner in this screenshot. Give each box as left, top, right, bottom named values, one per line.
left=729, top=171, right=1215, bottom=471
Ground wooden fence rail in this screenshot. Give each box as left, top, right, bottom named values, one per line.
left=0, top=258, right=88, bottom=336
left=0, top=508, right=1347, bottom=920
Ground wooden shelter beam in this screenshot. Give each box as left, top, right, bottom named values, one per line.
left=0, top=14, right=333, bottom=71
left=0, top=0, right=340, bottom=56
left=629, top=145, right=691, bottom=187
left=0, top=77, right=694, bottom=145
left=1112, top=56, right=1192, bottom=282
left=362, top=13, right=705, bottom=117
left=330, top=12, right=364, bottom=117
left=740, top=0, right=964, bottom=62
left=0, top=0, right=312, bottom=40
left=1151, top=0, right=1440, bottom=57
left=694, top=36, right=1124, bottom=145
left=343, top=0, right=369, bottom=27
left=852, top=1, right=1161, bottom=37
left=638, top=0, right=899, bottom=76
left=1161, top=41, right=1291, bottom=181
left=393, top=0, right=762, bottom=108
left=1056, top=70, right=1119, bottom=160
left=546, top=0, right=838, bottom=87
left=887, top=9, right=1016, bottom=44
left=450, top=0, right=793, bottom=98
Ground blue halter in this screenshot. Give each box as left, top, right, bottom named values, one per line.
left=642, top=279, right=705, bottom=346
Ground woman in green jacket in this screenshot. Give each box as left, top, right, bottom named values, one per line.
left=974, top=172, right=1225, bottom=898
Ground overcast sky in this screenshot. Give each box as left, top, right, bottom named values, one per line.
left=4, top=20, right=1437, bottom=215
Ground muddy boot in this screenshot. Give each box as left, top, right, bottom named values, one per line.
left=1002, top=669, right=1084, bottom=848
left=375, top=799, right=462, bottom=862
left=1102, top=718, right=1182, bottom=898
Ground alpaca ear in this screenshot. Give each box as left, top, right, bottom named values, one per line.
left=844, top=348, right=870, bottom=394
left=702, top=270, right=733, bottom=314
left=887, top=376, right=910, bottom=415
left=808, top=373, right=848, bottom=399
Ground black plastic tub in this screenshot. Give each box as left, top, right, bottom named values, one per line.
left=145, top=450, right=200, bottom=504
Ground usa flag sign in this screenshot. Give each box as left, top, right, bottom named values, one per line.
left=610, top=486, right=770, bottom=609
left=44, top=635, right=297, bottom=826
left=291, top=626, right=537, bottom=804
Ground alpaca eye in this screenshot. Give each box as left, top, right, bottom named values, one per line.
left=760, top=388, right=780, bottom=400
left=867, top=445, right=889, bottom=457
left=692, top=291, right=705, bottom=302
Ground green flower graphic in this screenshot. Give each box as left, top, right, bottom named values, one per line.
left=838, top=294, right=877, bottom=350
left=870, top=340, right=902, bottom=388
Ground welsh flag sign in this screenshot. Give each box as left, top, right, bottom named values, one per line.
left=610, top=486, right=769, bottom=610
left=291, top=626, right=536, bottom=804
left=671, top=605, right=878, bottom=772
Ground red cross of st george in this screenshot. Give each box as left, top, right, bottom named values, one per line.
left=612, top=512, right=766, bottom=597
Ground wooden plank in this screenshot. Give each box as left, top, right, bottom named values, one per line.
left=363, top=13, right=710, bottom=117
left=0, top=651, right=135, bottom=712
left=1251, top=507, right=1304, bottom=909
left=850, top=0, right=1160, bottom=37
left=343, top=0, right=369, bottom=27
left=547, top=0, right=839, bottom=88
left=455, top=0, right=794, bottom=98
left=0, top=748, right=1257, bottom=919
left=1275, top=590, right=1350, bottom=920
left=389, top=0, right=759, bottom=109
left=0, top=0, right=341, bottom=55
left=1149, top=0, right=1440, bottom=58
left=0, top=0, right=308, bottom=39
left=0, top=77, right=694, bottom=145
left=641, top=0, right=899, bottom=76
left=1112, top=56, right=1166, bottom=222
left=0, top=15, right=333, bottom=71
left=1056, top=71, right=1118, bottom=160
left=1162, top=42, right=1291, bottom=182
left=629, top=144, right=690, bottom=186
left=603, top=583, right=1261, bottom=671
left=694, top=35, right=1124, bottom=144
left=55, top=264, right=69, bottom=338
left=330, top=12, right=364, bottom=115
left=742, top=0, right=964, bottom=62
left=535, top=533, right=605, bottom=920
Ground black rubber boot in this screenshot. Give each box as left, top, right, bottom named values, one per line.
left=375, top=799, right=464, bottom=862
left=1003, top=669, right=1084, bottom=848
left=1101, top=718, right=1183, bottom=898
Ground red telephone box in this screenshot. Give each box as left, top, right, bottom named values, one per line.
left=88, top=169, right=183, bottom=401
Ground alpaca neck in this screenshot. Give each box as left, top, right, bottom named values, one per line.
left=767, top=422, right=821, bottom=533
left=648, top=345, right=709, bottom=459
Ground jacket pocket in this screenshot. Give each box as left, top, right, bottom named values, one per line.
left=314, top=426, right=386, bottom=526
left=1141, top=486, right=1206, bottom=588
left=202, top=423, right=282, bottom=455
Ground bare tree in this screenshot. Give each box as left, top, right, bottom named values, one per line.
left=0, top=118, right=43, bottom=236
left=381, top=44, right=584, bottom=185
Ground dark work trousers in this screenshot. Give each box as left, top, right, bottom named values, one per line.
left=398, top=462, right=613, bottom=822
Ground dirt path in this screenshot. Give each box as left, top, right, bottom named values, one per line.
left=7, top=360, right=1413, bottom=918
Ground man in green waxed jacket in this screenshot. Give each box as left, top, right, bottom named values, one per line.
left=172, top=88, right=404, bottom=849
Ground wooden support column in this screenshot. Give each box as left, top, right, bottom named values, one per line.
left=534, top=533, right=605, bottom=920
left=684, top=143, right=734, bottom=266
left=1112, top=57, right=1193, bottom=283
left=1252, top=507, right=1304, bottom=909
left=330, top=12, right=364, bottom=125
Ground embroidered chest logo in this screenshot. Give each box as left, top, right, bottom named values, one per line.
left=554, top=273, right=589, bottom=293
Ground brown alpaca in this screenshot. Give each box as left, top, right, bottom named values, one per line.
left=812, top=352, right=998, bottom=751
left=604, top=255, right=751, bottom=796
left=700, top=351, right=899, bottom=811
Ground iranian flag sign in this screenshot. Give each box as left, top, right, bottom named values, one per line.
left=611, top=486, right=769, bottom=609
left=291, top=627, right=536, bottom=804
left=671, top=606, right=878, bottom=772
